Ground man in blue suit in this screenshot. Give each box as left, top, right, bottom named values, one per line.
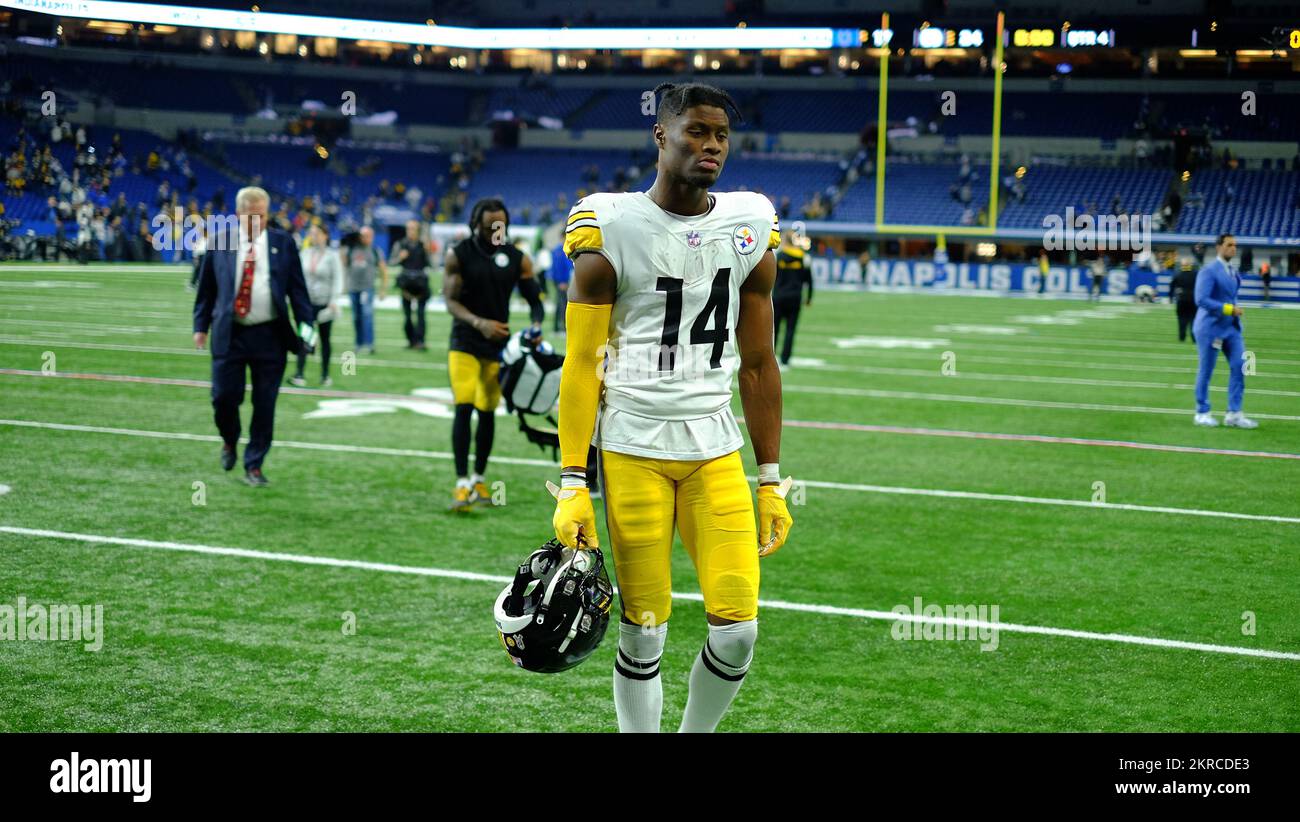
left=1192, top=233, right=1257, bottom=429
left=193, top=187, right=315, bottom=485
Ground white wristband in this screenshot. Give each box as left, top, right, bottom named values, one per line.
left=561, top=472, right=588, bottom=490
left=758, top=463, right=780, bottom=485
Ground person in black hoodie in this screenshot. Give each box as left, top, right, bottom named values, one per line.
left=1169, top=259, right=1198, bottom=343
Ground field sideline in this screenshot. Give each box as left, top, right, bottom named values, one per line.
left=1, top=263, right=1297, bottom=732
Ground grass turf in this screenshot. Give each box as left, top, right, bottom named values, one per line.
left=1, top=262, right=1297, bottom=731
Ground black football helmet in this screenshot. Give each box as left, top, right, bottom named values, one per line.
left=493, top=539, right=614, bottom=673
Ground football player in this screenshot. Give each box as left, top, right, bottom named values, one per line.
left=553, top=82, right=793, bottom=732
left=444, top=198, right=545, bottom=510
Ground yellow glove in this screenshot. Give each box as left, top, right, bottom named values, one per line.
left=547, top=480, right=599, bottom=549
left=757, top=476, right=794, bottom=558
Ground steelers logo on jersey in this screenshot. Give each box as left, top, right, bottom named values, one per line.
left=733, top=223, right=758, bottom=255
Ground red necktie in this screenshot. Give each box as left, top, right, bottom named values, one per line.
left=235, top=243, right=255, bottom=318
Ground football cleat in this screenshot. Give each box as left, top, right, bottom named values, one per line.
left=450, top=484, right=474, bottom=512
left=493, top=539, right=614, bottom=673
left=471, top=481, right=493, bottom=506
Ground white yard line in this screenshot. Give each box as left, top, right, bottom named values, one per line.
left=6, top=367, right=1298, bottom=420
left=0, top=342, right=448, bottom=371
left=779, top=361, right=1300, bottom=398
left=1, top=524, right=1295, bottom=662
left=782, top=384, right=1300, bottom=421
left=3, top=418, right=1298, bottom=523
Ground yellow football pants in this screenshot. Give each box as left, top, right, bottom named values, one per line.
left=599, top=449, right=759, bottom=625
left=448, top=350, right=502, bottom=412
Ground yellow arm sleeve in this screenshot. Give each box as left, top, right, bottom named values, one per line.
left=559, top=301, right=613, bottom=468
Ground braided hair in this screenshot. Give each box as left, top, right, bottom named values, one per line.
left=468, top=197, right=510, bottom=234
left=652, top=82, right=743, bottom=126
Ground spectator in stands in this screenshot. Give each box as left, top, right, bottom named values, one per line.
left=106, top=215, right=127, bottom=262
left=1192, top=233, right=1255, bottom=428
left=135, top=216, right=157, bottom=262
left=75, top=201, right=94, bottom=264
left=1134, top=137, right=1150, bottom=165
left=291, top=224, right=344, bottom=387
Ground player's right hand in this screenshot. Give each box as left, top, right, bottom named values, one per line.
left=193, top=332, right=207, bottom=350
left=547, top=480, right=599, bottom=549
left=478, top=318, right=510, bottom=342
left=757, top=477, right=795, bottom=558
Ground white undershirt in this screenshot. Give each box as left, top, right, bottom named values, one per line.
left=235, top=229, right=274, bottom=325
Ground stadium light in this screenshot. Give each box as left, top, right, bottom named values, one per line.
left=0, top=0, right=842, bottom=50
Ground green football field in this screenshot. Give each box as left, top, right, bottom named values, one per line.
left=1, top=262, right=1297, bottom=732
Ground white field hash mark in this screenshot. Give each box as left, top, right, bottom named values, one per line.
left=0, top=525, right=1295, bottom=662
left=3, top=419, right=1300, bottom=524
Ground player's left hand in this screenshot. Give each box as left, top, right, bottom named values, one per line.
left=757, top=476, right=794, bottom=558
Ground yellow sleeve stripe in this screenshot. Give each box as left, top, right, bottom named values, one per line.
left=566, top=210, right=597, bottom=225
left=767, top=229, right=780, bottom=250
left=563, top=225, right=603, bottom=259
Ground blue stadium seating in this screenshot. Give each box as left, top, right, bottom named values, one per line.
left=1175, top=169, right=1300, bottom=237
left=997, top=165, right=1170, bottom=229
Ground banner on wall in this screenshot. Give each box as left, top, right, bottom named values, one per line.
left=808, top=257, right=1298, bottom=302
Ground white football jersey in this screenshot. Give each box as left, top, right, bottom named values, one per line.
left=564, top=190, right=779, bottom=461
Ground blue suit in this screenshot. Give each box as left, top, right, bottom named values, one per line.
left=193, top=227, right=313, bottom=469
left=1192, top=258, right=1245, bottom=414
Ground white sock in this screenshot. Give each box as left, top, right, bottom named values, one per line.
left=679, top=620, right=757, bottom=733
left=470, top=472, right=484, bottom=486
left=613, top=621, right=666, bottom=733
left=456, top=476, right=471, bottom=489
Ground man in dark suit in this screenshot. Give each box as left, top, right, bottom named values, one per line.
left=193, top=187, right=315, bottom=485
left=1192, top=233, right=1256, bottom=429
